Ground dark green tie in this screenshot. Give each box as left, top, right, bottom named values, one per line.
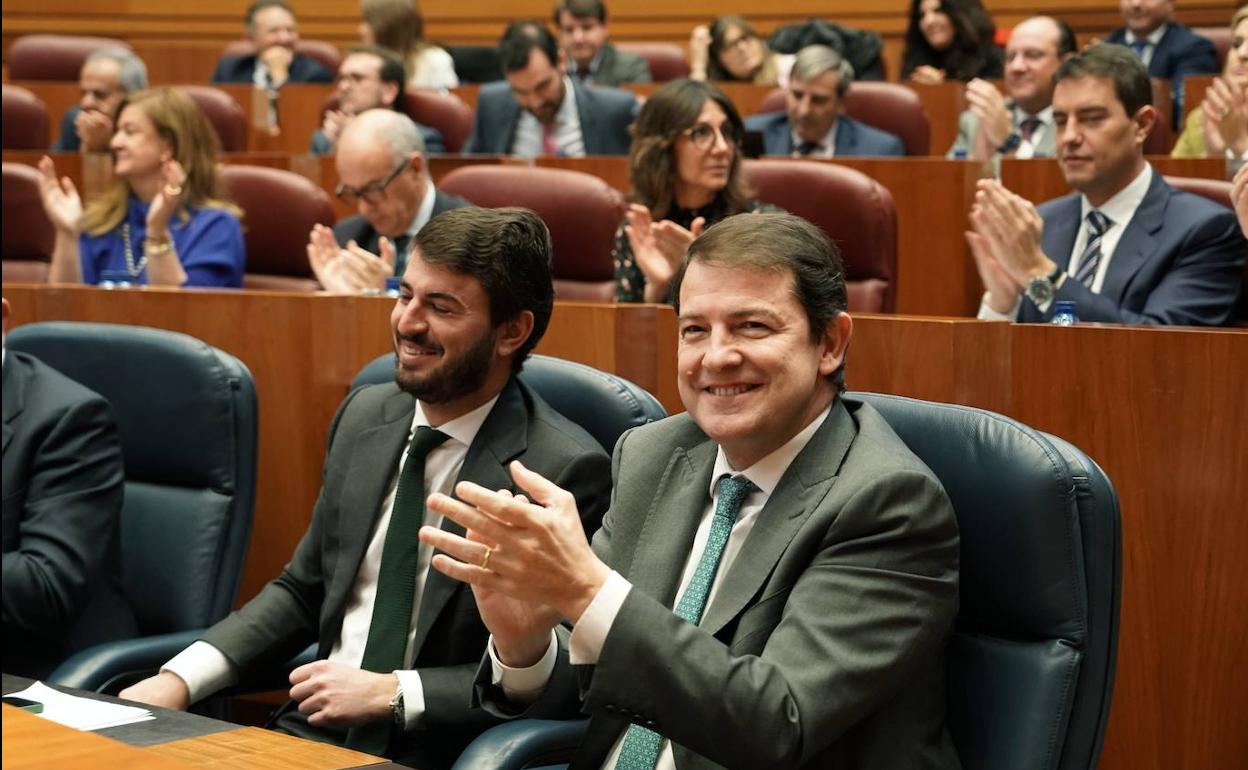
left=345, top=425, right=449, bottom=754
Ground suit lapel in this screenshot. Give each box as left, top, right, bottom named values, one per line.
left=700, top=400, right=857, bottom=636
left=1100, top=174, right=1167, bottom=303
left=1, top=357, right=28, bottom=455
left=767, top=118, right=792, bottom=156
left=1042, top=195, right=1082, bottom=271
left=573, top=81, right=601, bottom=155
left=834, top=117, right=856, bottom=156
left=411, top=380, right=525, bottom=657
left=501, top=96, right=522, bottom=155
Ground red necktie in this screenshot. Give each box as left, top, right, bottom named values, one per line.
left=542, top=123, right=560, bottom=156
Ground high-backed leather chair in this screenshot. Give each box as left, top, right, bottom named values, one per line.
left=615, top=42, right=691, bottom=81
left=179, top=85, right=248, bottom=152
left=218, top=164, right=335, bottom=291
left=320, top=89, right=474, bottom=153
left=438, top=166, right=627, bottom=301
left=757, top=82, right=930, bottom=156
left=445, top=45, right=504, bottom=84
left=221, top=39, right=343, bottom=76
left=7, top=34, right=131, bottom=81
left=1163, top=175, right=1242, bottom=323
left=449, top=394, right=1121, bottom=770
left=1193, top=27, right=1231, bottom=70
left=2, top=163, right=55, bottom=283
left=6, top=322, right=259, bottom=695
left=744, top=159, right=897, bottom=312
left=2, top=85, right=50, bottom=150
left=1146, top=78, right=1174, bottom=155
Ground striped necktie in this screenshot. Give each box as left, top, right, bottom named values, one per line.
left=1073, top=210, right=1111, bottom=289
left=612, top=474, right=758, bottom=770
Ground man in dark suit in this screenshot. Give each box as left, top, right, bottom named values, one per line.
left=2, top=298, right=135, bottom=679
left=1105, top=0, right=1218, bottom=126
left=555, top=0, right=652, bottom=86
left=423, top=213, right=961, bottom=769
left=119, top=209, right=612, bottom=770
left=52, top=47, right=148, bottom=153
left=306, top=109, right=471, bottom=294
left=968, top=44, right=1244, bottom=326
left=211, top=0, right=332, bottom=87
left=744, top=45, right=904, bottom=158
left=465, top=21, right=637, bottom=157
left=309, top=46, right=444, bottom=157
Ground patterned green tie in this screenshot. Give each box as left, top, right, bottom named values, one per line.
left=613, top=474, right=757, bottom=770
left=345, top=425, right=448, bottom=754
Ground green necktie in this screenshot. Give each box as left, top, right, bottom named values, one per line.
left=613, top=474, right=758, bottom=770
left=345, top=425, right=449, bottom=754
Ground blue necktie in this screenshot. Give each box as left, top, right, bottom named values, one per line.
left=1073, top=210, right=1111, bottom=289
left=1131, top=40, right=1148, bottom=60
left=612, top=474, right=758, bottom=770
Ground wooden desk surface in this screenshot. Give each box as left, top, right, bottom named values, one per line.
left=148, top=726, right=386, bottom=769
left=2, top=705, right=195, bottom=770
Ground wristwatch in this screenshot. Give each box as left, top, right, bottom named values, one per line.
left=390, top=684, right=405, bottom=727
left=996, top=132, right=1022, bottom=155
left=1025, top=265, right=1064, bottom=307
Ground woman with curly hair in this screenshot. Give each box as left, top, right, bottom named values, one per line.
left=902, top=0, right=1003, bottom=84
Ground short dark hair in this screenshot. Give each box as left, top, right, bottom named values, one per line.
left=1055, top=43, right=1152, bottom=117
left=671, top=212, right=849, bottom=391
left=345, top=44, right=407, bottom=104
left=245, top=0, right=294, bottom=30
left=1052, top=17, right=1078, bottom=57
left=414, top=208, right=555, bottom=374
left=554, top=0, right=607, bottom=24
left=498, top=20, right=560, bottom=72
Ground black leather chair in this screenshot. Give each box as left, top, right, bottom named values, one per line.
left=450, top=394, right=1121, bottom=770
left=5, top=322, right=259, bottom=695
left=352, top=353, right=666, bottom=455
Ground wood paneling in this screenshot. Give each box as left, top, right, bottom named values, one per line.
left=147, top=726, right=387, bottom=768
left=1000, top=156, right=1232, bottom=203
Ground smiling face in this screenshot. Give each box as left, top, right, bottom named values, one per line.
left=1005, top=17, right=1065, bottom=113
left=109, top=104, right=170, bottom=180
left=335, top=133, right=424, bottom=237
left=1053, top=74, right=1151, bottom=206
left=918, top=0, right=955, bottom=51
left=1227, top=17, right=1248, bottom=82
left=251, top=5, right=299, bottom=51
left=557, top=10, right=608, bottom=71
left=677, top=260, right=845, bottom=470
left=673, top=99, right=734, bottom=208
left=506, top=48, right=566, bottom=125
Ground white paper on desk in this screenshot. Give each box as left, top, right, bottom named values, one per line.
left=7, top=680, right=155, bottom=730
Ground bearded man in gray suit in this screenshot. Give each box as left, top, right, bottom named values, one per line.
left=120, top=208, right=611, bottom=770
left=424, top=212, right=961, bottom=770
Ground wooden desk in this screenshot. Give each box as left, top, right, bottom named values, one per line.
left=2, top=705, right=193, bottom=769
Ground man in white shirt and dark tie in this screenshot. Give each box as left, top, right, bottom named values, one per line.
left=968, top=44, right=1244, bottom=326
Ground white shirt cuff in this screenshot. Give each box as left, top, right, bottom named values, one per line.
left=162, top=641, right=239, bottom=705
left=489, top=631, right=558, bottom=704
left=394, top=670, right=425, bottom=730
left=976, top=292, right=1021, bottom=321
left=568, top=570, right=631, bottom=665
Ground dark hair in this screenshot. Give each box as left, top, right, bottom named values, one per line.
left=706, top=14, right=776, bottom=83
left=672, top=212, right=849, bottom=390
left=554, top=0, right=607, bottom=24
left=1055, top=43, right=1152, bottom=117
left=414, top=207, right=554, bottom=374
left=628, top=79, right=753, bottom=220
left=345, top=44, right=407, bottom=104
left=245, top=0, right=294, bottom=30
left=901, top=0, right=998, bottom=81
left=1052, top=17, right=1078, bottom=57
left=498, top=20, right=560, bottom=72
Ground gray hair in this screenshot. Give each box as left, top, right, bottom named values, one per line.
left=84, top=47, right=149, bottom=93
left=790, top=44, right=854, bottom=96
left=343, top=108, right=427, bottom=172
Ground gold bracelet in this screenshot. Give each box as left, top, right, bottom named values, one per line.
left=144, top=237, right=174, bottom=257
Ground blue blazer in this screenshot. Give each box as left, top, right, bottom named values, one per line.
left=464, top=78, right=636, bottom=156
left=743, top=111, right=905, bottom=157
left=1021, top=172, right=1245, bottom=326
left=1104, top=23, right=1219, bottom=81
left=211, top=52, right=333, bottom=85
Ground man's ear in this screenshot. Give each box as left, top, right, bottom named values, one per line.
left=1132, top=104, right=1157, bottom=148
left=496, top=310, right=535, bottom=358
left=381, top=81, right=400, bottom=109
left=818, top=311, right=853, bottom=378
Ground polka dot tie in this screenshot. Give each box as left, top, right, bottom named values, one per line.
left=612, top=474, right=758, bottom=770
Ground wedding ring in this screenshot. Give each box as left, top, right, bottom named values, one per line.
left=164, top=184, right=183, bottom=197
left=479, top=546, right=494, bottom=570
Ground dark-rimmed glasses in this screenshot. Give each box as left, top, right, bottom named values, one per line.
left=683, top=122, right=739, bottom=151
left=335, top=158, right=409, bottom=205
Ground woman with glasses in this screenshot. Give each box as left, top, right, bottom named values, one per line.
left=902, top=0, right=1002, bottom=85
left=38, top=87, right=245, bottom=288
left=614, top=79, right=779, bottom=303
left=689, top=15, right=795, bottom=87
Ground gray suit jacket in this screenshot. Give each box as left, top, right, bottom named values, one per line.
left=465, top=78, right=636, bottom=156
left=2, top=351, right=135, bottom=678
left=575, top=43, right=652, bottom=86
left=201, top=378, right=611, bottom=768
left=947, top=103, right=1056, bottom=159
left=480, top=397, right=961, bottom=770
left=744, top=111, right=905, bottom=157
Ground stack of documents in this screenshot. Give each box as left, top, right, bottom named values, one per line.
left=5, top=681, right=155, bottom=731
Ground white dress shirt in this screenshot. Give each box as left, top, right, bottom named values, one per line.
left=164, top=393, right=500, bottom=730
left=789, top=120, right=839, bottom=159
left=490, top=403, right=834, bottom=770
left=977, top=163, right=1154, bottom=320
left=1013, top=105, right=1054, bottom=160
left=510, top=76, right=586, bottom=158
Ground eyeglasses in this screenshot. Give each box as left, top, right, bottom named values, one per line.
left=682, top=122, right=739, bottom=151
left=335, top=158, right=409, bottom=205
left=720, top=33, right=756, bottom=57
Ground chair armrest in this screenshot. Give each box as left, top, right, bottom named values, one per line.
left=451, top=718, right=590, bottom=770
left=46, top=629, right=209, bottom=693
left=217, top=644, right=318, bottom=696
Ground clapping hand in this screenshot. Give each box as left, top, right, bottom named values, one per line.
left=36, top=155, right=84, bottom=234
left=147, top=158, right=187, bottom=236
left=625, top=204, right=705, bottom=302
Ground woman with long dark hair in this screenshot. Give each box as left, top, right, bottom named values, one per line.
left=902, top=0, right=1002, bottom=84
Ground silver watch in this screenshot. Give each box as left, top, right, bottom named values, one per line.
left=1025, top=266, right=1063, bottom=306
